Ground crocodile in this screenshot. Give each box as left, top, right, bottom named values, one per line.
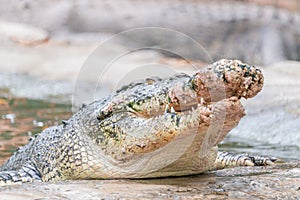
left=1, top=0, right=300, bottom=65
left=0, top=59, right=276, bottom=185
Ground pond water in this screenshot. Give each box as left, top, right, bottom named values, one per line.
left=0, top=97, right=71, bottom=165
left=0, top=96, right=298, bottom=165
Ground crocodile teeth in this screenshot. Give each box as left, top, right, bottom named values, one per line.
left=170, top=107, right=176, bottom=114
left=200, top=97, right=205, bottom=105
left=164, top=104, right=170, bottom=113
left=243, top=159, right=255, bottom=166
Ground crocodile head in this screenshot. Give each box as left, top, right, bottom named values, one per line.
left=92, top=59, right=263, bottom=178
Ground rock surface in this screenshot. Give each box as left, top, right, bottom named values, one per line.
left=0, top=162, right=299, bottom=199
left=0, top=20, right=48, bottom=45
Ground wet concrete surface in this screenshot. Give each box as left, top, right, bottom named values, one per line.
left=0, top=162, right=299, bottom=199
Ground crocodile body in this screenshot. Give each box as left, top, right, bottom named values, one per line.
left=0, top=59, right=273, bottom=185
left=1, top=0, right=299, bottom=65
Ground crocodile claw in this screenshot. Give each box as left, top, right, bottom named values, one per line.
left=215, top=151, right=281, bottom=169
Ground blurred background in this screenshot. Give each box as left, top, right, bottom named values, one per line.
left=0, top=0, right=299, bottom=164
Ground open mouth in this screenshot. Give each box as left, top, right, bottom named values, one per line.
left=164, top=98, right=213, bottom=126
left=98, top=59, right=263, bottom=123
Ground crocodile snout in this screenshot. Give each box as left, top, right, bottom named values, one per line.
left=190, top=59, right=264, bottom=102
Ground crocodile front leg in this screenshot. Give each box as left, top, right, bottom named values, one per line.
left=214, top=151, right=279, bottom=169
left=0, top=162, right=42, bottom=185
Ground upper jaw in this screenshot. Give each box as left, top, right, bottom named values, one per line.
left=98, top=59, right=263, bottom=122
left=168, top=59, right=264, bottom=110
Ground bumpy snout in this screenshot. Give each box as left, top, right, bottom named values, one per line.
left=190, top=59, right=264, bottom=102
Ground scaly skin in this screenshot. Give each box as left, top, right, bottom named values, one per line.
left=0, top=59, right=273, bottom=185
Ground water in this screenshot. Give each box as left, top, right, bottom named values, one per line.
left=219, top=135, right=300, bottom=161
left=0, top=96, right=71, bottom=164
left=0, top=96, right=299, bottom=165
